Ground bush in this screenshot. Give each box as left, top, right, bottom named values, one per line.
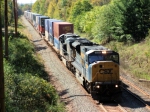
left=4, top=35, right=65, bottom=112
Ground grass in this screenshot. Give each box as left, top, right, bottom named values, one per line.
left=105, top=31, right=150, bottom=84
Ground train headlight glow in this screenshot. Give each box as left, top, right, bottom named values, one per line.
left=96, top=85, right=100, bottom=88
left=115, top=85, right=118, bottom=88
left=102, top=51, right=107, bottom=54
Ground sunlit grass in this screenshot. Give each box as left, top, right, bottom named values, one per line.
left=105, top=31, right=150, bottom=83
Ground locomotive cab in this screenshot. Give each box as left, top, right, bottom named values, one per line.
left=85, top=49, right=122, bottom=100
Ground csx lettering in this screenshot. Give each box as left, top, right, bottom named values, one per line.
left=99, top=69, right=113, bottom=74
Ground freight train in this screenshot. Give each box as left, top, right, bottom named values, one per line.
left=24, top=10, right=122, bottom=100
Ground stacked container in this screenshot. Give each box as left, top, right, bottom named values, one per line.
left=53, top=22, right=74, bottom=50
left=36, top=16, right=41, bottom=30
left=45, top=19, right=50, bottom=41
left=48, top=19, right=62, bottom=45
left=33, top=14, right=41, bottom=28
left=39, top=16, right=49, bottom=35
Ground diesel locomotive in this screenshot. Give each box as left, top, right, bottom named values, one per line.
left=24, top=10, right=122, bottom=100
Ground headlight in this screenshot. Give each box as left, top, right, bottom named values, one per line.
left=115, top=85, right=118, bottom=88
left=96, top=85, right=100, bottom=88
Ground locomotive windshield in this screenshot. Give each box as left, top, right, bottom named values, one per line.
left=88, top=52, right=119, bottom=64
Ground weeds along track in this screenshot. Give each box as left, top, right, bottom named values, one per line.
left=121, top=76, right=150, bottom=111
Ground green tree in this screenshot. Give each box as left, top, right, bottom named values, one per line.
left=32, top=0, right=40, bottom=13
left=92, top=4, right=122, bottom=43
left=18, top=4, right=32, bottom=15
left=0, top=0, right=5, bottom=111
left=92, top=0, right=150, bottom=43
left=8, top=1, right=14, bottom=25
left=69, top=0, right=93, bottom=30
left=47, top=0, right=59, bottom=18
left=90, top=0, right=111, bottom=6
left=114, top=0, right=150, bottom=42
left=70, top=0, right=92, bottom=18
left=77, top=7, right=100, bottom=37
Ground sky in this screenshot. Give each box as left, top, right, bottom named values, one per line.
left=17, top=0, right=37, bottom=4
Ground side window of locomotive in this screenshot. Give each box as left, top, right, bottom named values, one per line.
left=105, top=55, right=119, bottom=63
left=112, top=55, right=119, bottom=63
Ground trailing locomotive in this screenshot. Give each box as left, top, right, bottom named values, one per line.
left=24, top=11, right=122, bottom=100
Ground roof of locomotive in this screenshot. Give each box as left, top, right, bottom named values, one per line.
left=39, top=16, right=49, bottom=19
left=85, top=45, right=119, bottom=55
left=33, top=13, right=41, bottom=16
left=82, top=45, right=108, bottom=51
left=72, top=38, right=97, bottom=47
left=65, top=33, right=79, bottom=37
left=59, top=33, right=79, bottom=38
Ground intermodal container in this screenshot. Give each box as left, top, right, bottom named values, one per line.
left=45, top=19, right=50, bottom=41
left=33, top=14, right=41, bottom=28
left=53, top=22, right=73, bottom=39
left=54, top=37, right=60, bottom=50
left=48, top=19, right=62, bottom=45
left=39, top=16, right=49, bottom=35
left=36, top=16, right=41, bottom=30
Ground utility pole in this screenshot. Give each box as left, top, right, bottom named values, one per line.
left=5, top=0, right=8, bottom=59
left=13, top=0, right=17, bottom=36
left=0, top=0, right=5, bottom=111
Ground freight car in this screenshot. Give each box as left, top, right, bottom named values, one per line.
left=47, top=19, right=62, bottom=44
left=24, top=11, right=122, bottom=100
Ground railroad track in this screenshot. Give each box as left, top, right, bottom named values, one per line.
left=99, top=103, right=127, bottom=112
left=121, top=76, right=150, bottom=111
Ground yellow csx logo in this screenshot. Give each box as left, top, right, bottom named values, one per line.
left=99, top=69, right=113, bottom=74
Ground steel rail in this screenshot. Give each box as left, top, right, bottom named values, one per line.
left=121, top=81, right=150, bottom=111
left=99, top=103, right=127, bottom=112
left=120, top=76, right=150, bottom=99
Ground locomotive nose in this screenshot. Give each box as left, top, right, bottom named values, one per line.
left=92, top=61, right=119, bottom=82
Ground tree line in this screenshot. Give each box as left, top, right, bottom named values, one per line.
left=0, top=1, right=18, bottom=111
left=1, top=0, right=14, bottom=27
left=28, top=0, right=150, bottom=43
